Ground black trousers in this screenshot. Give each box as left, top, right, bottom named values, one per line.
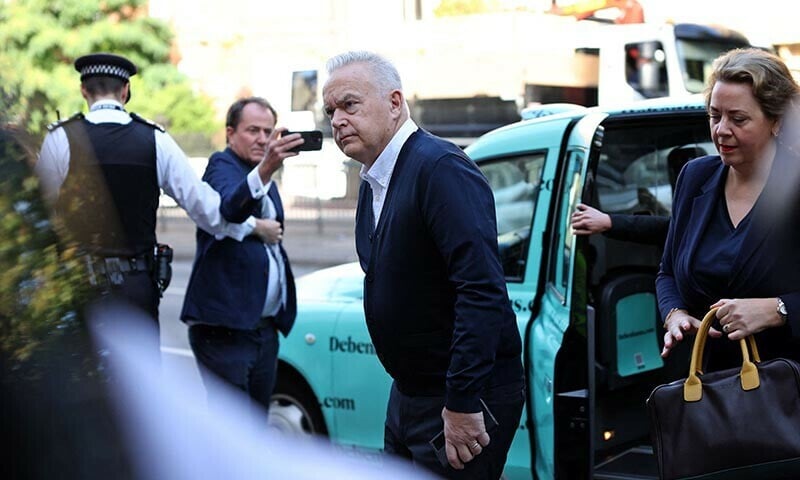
left=384, top=378, right=525, bottom=479
left=85, top=270, right=162, bottom=370
left=93, top=270, right=160, bottom=350
left=189, top=320, right=279, bottom=414
left=110, top=270, right=160, bottom=321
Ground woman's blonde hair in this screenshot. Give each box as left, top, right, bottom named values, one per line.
left=704, top=48, right=800, bottom=120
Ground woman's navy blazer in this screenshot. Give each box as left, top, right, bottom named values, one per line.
left=657, top=150, right=800, bottom=362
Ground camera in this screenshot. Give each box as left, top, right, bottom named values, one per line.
left=283, top=130, right=323, bottom=152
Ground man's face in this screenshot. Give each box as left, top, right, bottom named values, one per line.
left=322, top=63, right=400, bottom=166
left=227, top=103, right=276, bottom=165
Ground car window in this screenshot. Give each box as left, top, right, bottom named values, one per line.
left=479, top=153, right=545, bottom=281
left=625, top=41, right=669, bottom=99
left=584, top=117, right=712, bottom=283
left=550, top=150, right=585, bottom=296
left=595, top=122, right=712, bottom=217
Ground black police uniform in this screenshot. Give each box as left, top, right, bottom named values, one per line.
left=47, top=53, right=166, bottom=322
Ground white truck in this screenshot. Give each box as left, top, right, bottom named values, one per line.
left=406, top=18, right=752, bottom=142
left=591, top=21, right=751, bottom=105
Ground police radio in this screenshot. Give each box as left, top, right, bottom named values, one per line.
left=154, top=243, right=173, bottom=295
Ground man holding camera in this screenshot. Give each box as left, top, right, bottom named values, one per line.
left=181, top=97, right=304, bottom=413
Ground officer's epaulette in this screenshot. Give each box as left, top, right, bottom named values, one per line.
left=46, top=112, right=84, bottom=132
left=129, top=112, right=166, bottom=132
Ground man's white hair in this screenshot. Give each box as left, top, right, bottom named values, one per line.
left=326, top=51, right=403, bottom=94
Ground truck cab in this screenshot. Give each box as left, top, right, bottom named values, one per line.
left=544, top=0, right=752, bottom=105
left=405, top=21, right=749, bottom=145
left=274, top=96, right=714, bottom=479
left=595, top=22, right=751, bottom=104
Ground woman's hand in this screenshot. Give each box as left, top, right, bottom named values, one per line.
left=571, top=203, right=612, bottom=236
left=662, top=309, right=721, bottom=357
left=712, top=298, right=785, bottom=341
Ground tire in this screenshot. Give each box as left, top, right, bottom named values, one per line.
left=269, top=372, right=327, bottom=437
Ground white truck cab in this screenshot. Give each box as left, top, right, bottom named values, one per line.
left=595, top=22, right=751, bottom=104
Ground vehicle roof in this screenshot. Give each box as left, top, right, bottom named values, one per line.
left=465, top=95, right=708, bottom=159
left=483, top=95, right=707, bottom=136
left=297, top=262, right=363, bottom=302
left=599, top=94, right=708, bottom=116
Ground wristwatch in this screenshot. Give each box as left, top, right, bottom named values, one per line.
left=777, top=297, right=788, bottom=324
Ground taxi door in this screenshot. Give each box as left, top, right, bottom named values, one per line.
left=528, top=112, right=607, bottom=480
left=466, top=115, right=579, bottom=479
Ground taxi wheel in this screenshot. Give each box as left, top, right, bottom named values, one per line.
left=269, top=375, right=327, bottom=437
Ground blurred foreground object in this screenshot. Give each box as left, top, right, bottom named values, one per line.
left=89, top=301, right=435, bottom=480
left=0, top=124, right=130, bottom=479
left=0, top=125, right=91, bottom=365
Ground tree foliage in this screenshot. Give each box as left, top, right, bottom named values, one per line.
left=0, top=0, right=219, bottom=141
left=0, top=127, right=92, bottom=368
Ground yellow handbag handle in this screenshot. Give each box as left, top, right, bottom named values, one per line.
left=683, top=308, right=762, bottom=402
left=694, top=311, right=761, bottom=375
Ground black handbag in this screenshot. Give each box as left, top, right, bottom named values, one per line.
left=647, top=308, right=800, bottom=479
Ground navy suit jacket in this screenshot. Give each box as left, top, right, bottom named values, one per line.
left=607, top=213, right=669, bottom=246
left=181, top=148, right=296, bottom=335
left=355, top=129, right=523, bottom=413
left=657, top=152, right=800, bottom=362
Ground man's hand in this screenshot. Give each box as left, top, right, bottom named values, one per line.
left=253, top=218, right=283, bottom=244
left=257, top=128, right=304, bottom=183
left=571, top=203, right=612, bottom=236
left=442, top=407, right=490, bottom=470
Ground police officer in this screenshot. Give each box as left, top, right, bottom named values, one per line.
left=35, top=52, right=259, bottom=330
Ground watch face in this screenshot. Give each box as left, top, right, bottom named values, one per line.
left=778, top=298, right=788, bottom=316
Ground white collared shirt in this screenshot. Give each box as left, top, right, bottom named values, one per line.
left=260, top=190, right=287, bottom=318
left=35, top=99, right=255, bottom=240
left=359, top=118, right=418, bottom=229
